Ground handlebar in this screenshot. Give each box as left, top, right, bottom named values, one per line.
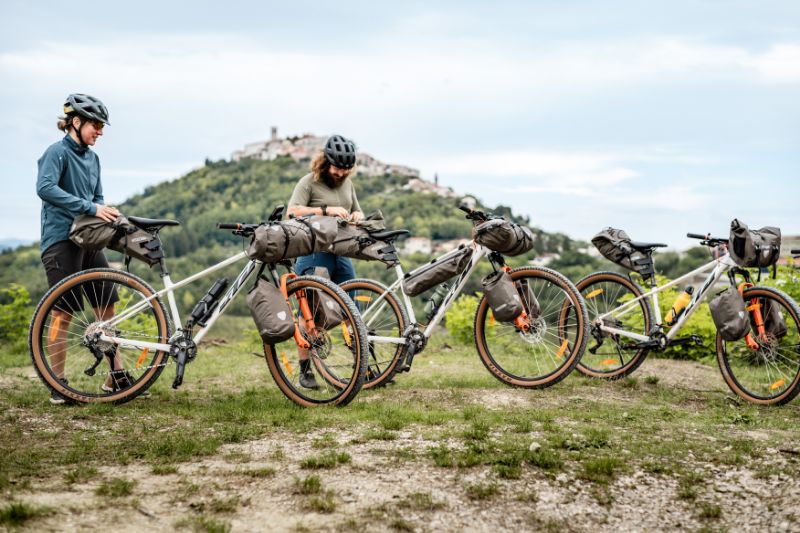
left=217, top=222, right=260, bottom=236
left=792, top=249, right=800, bottom=255
left=458, top=204, right=490, bottom=222
left=687, top=232, right=728, bottom=246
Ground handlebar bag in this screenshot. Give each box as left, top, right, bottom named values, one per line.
left=246, top=278, right=295, bottom=344
left=729, top=219, right=781, bottom=270
left=709, top=288, right=749, bottom=341
left=247, top=216, right=338, bottom=263
left=474, top=219, right=534, bottom=256
left=481, top=270, right=523, bottom=322
left=402, top=246, right=473, bottom=296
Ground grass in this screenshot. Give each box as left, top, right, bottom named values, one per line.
left=174, top=515, right=232, bottom=533
left=2, top=327, right=800, bottom=528
left=299, top=451, right=351, bottom=469
left=95, top=477, right=135, bottom=497
left=0, top=501, right=53, bottom=527
left=465, top=480, right=499, bottom=500
left=295, top=475, right=322, bottom=495
left=398, top=491, right=446, bottom=511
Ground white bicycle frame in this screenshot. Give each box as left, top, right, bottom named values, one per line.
left=97, top=251, right=261, bottom=352
left=594, top=253, right=739, bottom=343
left=362, top=244, right=490, bottom=346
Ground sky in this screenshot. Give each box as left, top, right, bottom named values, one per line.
left=1, top=0, right=798, bottom=249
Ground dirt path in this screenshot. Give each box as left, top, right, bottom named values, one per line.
left=6, top=358, right=800, bottom=532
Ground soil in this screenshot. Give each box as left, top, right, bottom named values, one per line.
left=9, top=358, right=800, bottom=532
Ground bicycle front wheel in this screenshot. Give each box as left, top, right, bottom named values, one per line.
left=575, top=271, right=653, bottom=379
left=474, top=266, right=588, bottom=388
left=716, top=286, right=800, bottom=405
left=263, top=275, right=368, bottom=407
left=29, top=268, right=171, bottom=404
left=339, top=278, right=408, bottom=389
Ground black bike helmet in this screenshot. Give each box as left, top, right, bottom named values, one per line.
left=324, top=135, right=356, bottom=169
left=64, top=93, right=110, bottom=125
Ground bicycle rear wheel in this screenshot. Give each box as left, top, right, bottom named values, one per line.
left=474, top=266, right=588, bottom=388
left=28, top=268, right=171, bottom=404
left=263, top=275, right=368, bottom=406
left=575, top=271, right=653, bottom=379
left=716, top=286, right=800, bottom=405
left=339, top=278, right=408, bottom=388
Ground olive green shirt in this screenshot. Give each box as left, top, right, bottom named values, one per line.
left=288, top=173, right=362, bottom=214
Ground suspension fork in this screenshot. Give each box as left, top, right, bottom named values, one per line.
left=501, top=265, right=531, bottom=333
left=738, top=281, right=766, bottom=350
left=281, top=273, right=321, bottom=349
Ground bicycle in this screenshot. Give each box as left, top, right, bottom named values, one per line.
left=339, top=205, right=589, bottom=389
left=576, top=233, right=800, bottom=405
left=28, top=206, right=369, bottom=407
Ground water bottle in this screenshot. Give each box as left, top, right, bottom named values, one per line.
left=665, top=286, right=694, bottom=326
left=424, top=284, right=450, bottom=321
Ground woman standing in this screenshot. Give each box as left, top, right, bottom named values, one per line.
left=36, top=93, right=123, bottom=404
left=287, top=134, right=363, bottom=388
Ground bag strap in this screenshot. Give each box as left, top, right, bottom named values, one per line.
left=278, top=223, right=292, bottom=261
left=250, top=262, right=267, bottom=292
left=294, top=217, right=317, bottom=252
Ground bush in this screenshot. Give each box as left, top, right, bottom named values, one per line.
left=0, top=284, right=31, bottom=344
left=444, top=294, right=479, bottom=345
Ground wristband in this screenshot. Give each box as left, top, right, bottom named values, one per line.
left=321, top=205, right=328, bottom=216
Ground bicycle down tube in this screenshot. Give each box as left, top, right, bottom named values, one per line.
left=98, top=251, right=257, bottom=352
left=596, top=254, right=737, bottom=343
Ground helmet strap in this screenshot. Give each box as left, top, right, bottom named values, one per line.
left=71, top=116, right=88, bottom=148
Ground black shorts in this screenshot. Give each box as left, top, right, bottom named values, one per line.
left=41, top=240, right=119, bottom=313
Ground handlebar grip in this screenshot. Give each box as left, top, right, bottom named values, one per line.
left=217, top=223, right=241, bottom=230
left=686, top=233, right=708, bottom=240
left=792, top=249, right=800, bottom=255
left=458, top=205, right=472, bottom=213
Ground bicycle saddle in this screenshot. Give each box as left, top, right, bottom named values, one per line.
left=127, top=216, right=181, bottom=230
left=368, top=229, right=410, bottom=242
left=629, top=240, right=667, bottom=251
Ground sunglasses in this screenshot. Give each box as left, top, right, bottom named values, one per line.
left=90, top=120, right=105, bottom=130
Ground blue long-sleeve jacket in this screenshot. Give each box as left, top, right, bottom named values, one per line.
left=37, top=135, right=103, bottom=253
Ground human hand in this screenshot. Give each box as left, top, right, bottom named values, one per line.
left=326, top=206, right=349, bottom=218
left=95, top=204, right=120, bottom=222
left=350, top=211, right=365, bottom=222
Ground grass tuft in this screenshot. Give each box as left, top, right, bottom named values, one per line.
left=95, top=477, right=135, bottom=497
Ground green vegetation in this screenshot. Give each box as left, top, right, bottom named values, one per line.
left=95, top=477, right=136, bottom=497
left=0, top=501, right=53, bottom=527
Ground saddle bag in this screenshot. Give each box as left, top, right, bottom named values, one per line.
left=591, top=227, right=645, bottom=271
left=330, top=221, right=398, bottom=265
left=70, top=214, right=164, bottom=266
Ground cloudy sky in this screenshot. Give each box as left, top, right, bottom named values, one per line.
left=2, top=0, right=798, bottom=248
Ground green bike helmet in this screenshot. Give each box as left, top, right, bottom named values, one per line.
left=64, top=93, right=110, bottom=125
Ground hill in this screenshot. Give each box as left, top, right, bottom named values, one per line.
left=0, top=156, right=585, bottom=314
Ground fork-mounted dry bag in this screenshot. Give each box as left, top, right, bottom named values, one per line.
left=709, top=288, right=749, bottom=341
